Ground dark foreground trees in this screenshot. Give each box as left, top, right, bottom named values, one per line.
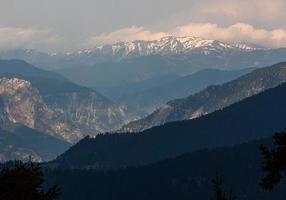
left=0, top=161, right=59, bottom=200
left=212, top=173, right=235, bottom=200
left=211, top=129, right=286, bottom=200
left=260, top=130, right=286, bottom=191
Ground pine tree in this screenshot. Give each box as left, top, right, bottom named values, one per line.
left=0, top=161, right=60, bottom=200
left=260, top=129, right=286, bottom=191
left=212, top=173, right=235, bottom=200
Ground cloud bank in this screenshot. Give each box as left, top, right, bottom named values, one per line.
left=89, top=23, right=286, bottom=48
left=171, top=23, right=286, bottom=48
left=1, top=0, right=286, bottom=51
left=199, top=0, right=286, bottom=24
left=86, top=0, right=286, bottom=47
left=0, top=27, right=64, bottom=52
left=168, top=0, right=286, bottom=29
left=1, top=23, right=286, bottom=52
left=89, top=27, right=168, bottom=46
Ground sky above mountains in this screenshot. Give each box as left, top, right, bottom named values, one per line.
left=1, top=0, right=286, bottom=52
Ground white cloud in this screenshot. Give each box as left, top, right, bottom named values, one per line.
left=186, top=0, right=286, bottom=27
left=1, top=0, right=286, bottom=52
left=89, top=26, right=168, bottom=46
left=200, top=0, right=286, bottom=19
left=0, top=27, right=64, bottom=52
left=2, top=22, right=286, bottom=52
left=171, top=23, right=286, bottom=48
left=89, top=23, right=286, bottom=48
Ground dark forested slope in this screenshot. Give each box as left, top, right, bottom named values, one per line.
left=45, top=137, right=286, bottom=200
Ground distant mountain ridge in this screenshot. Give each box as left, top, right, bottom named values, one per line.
left=1, top=36, right=286, bottom=90
left=121, top=62, right=286, bottom=132
left=0, top=36, right=264, bottom=71
left=56, top=47, right=286, bottom=88
left=76, top=36, right=259, bottom=59
left=1, top=36, right=258, bottom=66
left=118, top=68, right=254, bottom=116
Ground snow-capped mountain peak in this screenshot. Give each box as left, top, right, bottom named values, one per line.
left=79, top=36, right=259, bottom=59
left=0, top=36, right=263, bottom=69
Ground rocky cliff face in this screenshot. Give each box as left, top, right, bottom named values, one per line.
left=43, top=92, right=128, bottom=139
left=0, top=78, right=48, bottom=128
left=0, top=77, right=129, bottom=143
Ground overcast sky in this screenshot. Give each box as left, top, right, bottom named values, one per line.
left=1, top=0, right=286, bottom=52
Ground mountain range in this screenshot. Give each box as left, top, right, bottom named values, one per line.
left=1, top=36, right=286, bottom=90
left=0, top=36, right=259, bottom=69
left=56, top=49, right=286, bottom=89
left=0, top=59, right=261, bottom=162
left=121, top=62, right=286, bottom=132
left=1, top=34, right=286, bottom=200
left=1, top=36, right=286, bottom=167
left=54, top=81, right=286, bottom=168
left=75, top=36, right=259, bottom=60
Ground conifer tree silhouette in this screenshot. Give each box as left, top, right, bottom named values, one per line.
left=212, top=173, right=236, bottom=200
left=260, top=129, right=286, bottom=191
left=0, top=161, right=60, bottom=200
